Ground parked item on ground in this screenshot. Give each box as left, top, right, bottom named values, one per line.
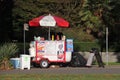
left=20, top=54, right=30, bottom=70
left=86, top=51, right=95, bottom=67
left=29, top=39, right=73, bottom=68
left=10, top=58, right=20, bottom=69
left=70, top=52, right=87, bottom=67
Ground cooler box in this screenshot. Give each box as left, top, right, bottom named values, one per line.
left=20, top=54, right=30, bottom=70
left=10, top=58, right=20, bottom=69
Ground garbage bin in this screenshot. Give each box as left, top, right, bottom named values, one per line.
left=10, top=58, right=20, bottom=69
left=20, top=54, right=30, bottom=70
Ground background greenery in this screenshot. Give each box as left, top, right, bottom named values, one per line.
left=17, top=41, right=110, bottom=55
left=0, top=43, right=19, bottom=69
left=0, top=0, right=120, bottom=52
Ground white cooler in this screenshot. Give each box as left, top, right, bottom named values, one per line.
left=20, top=54, right=30, bottom=70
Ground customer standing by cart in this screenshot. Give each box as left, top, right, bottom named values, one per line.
left=86, top=48, right=104, bottom=68
left=93, top=48, right=104, bottom=68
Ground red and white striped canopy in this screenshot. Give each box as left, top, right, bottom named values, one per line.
left=29, top=14, right=69, bottom=27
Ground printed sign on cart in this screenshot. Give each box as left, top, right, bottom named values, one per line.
left=66, top=39, right=73, bottom=52
left=36, top=41, right=65, bottom=62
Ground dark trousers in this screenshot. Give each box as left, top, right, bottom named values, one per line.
left=95, top=52, right=104, bottom=67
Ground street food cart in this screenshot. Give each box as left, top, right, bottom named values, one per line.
left=29, top=38, right=73, bottom=68
left=28, top=14, right=72, bottom=68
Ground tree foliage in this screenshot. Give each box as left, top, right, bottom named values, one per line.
left=0, top=0, right=120, bottom=48
left=12, top=0, right=84, bottom=41
left=79, top=0, right=103, bottom=32
left=0, top=0, right=13, bottom=42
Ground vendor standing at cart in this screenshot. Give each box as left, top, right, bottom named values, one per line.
left=56, top=32, right=63, bottom=40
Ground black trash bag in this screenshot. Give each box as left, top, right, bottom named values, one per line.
left=70, top=52, right=87, bottom=67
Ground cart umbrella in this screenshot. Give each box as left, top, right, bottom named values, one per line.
left=29, top=14, right=69, bottom=40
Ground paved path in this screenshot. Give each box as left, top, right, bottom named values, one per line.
left=0, top=65, right=120, bottom=75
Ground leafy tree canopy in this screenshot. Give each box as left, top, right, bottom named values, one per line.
left=0, top=0, right=120, bottom=45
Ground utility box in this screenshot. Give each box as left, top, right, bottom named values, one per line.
left=20, top=54, right=30, bottom=70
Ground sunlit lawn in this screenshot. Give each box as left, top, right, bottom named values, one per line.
left=0, top=74, right=120, bottom=80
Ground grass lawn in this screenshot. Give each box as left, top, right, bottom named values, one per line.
left=108, top=62, right=120, bottom=65
left=0, top=74, right=120, bottom=80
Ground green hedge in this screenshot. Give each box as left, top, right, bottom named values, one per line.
left=73, top=42, right=100, bottom=52
left=17, top=42, right=100, bottom=52
left=16, top=42, right=115, bottom=53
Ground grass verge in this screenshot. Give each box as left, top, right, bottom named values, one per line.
left=0, top=74, right=120, bottom=80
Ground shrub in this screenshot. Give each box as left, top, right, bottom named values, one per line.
left=0, top=43, right=19, bottom=70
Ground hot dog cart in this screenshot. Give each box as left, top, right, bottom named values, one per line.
left=29, top=39, right=73, bottom=68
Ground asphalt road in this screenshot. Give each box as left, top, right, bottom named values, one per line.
left=0, top=65, right=120, bottom=74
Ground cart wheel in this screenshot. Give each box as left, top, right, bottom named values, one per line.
left=40, top=60, right=49, bottom=68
